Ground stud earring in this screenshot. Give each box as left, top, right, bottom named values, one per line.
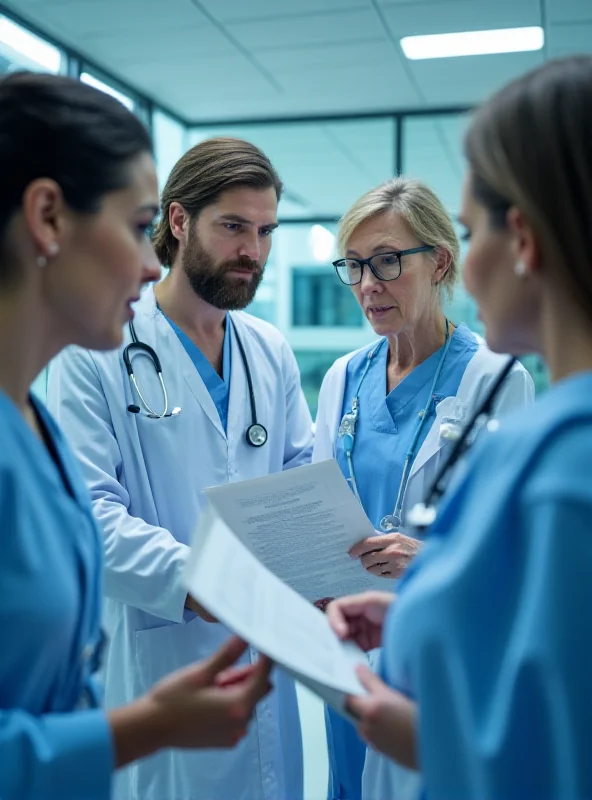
left=514, top=260, right=527, bottom=278
left=36, top=255, right=48, bottom=268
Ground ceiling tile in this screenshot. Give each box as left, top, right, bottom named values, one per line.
left=197, top=0, right=367, bottom=23
left=227, top=8, right=386, bottom=48
left=276, top=61, right=420, bottom=106
left=546, top=0, right=592, bottom=24
left=382, top=0, right=541, bottom=37
left=547, top=22, right=592, bottom=57
left=409, top=50, right=544, bottom=104
left=254, top=40, right=392, bottom=74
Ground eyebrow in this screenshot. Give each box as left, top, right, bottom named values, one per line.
left=346, top=243, right=403, bottom=257
left=219, top=213, right=278, bottom=229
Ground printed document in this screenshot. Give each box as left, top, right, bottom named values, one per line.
left=204, top=459, right=391, bottom=601
left=183, top=504, right=367, bottom=716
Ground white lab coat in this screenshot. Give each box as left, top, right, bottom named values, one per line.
left=312, top=334, right=534, bottom=800
left=47, top=285, right=314, bottom=800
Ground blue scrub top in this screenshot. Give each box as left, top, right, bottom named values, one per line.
left=327, top=323, right=478, bottom=800
left=384, top=371, right=592, bottom=799
left=0, top=391, right=112, bottom=800
left=164, top=313, right=232, bottom=432
left=336, top=323, right=478, bottom=530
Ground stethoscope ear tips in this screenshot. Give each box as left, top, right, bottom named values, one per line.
left=127, top=404, right=141, bottom=414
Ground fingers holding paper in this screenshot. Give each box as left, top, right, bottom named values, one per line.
left=349, top=532, right=422, bottom=578
left=346, top=665, right=417, bottom=769
left=327, top=591, right=395, bottom=651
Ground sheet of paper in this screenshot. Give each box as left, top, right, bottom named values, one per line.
left=182, top=504, right=368, bottom=714
left=204, top=459, right=391, bottom=602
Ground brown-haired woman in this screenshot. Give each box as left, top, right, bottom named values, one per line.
left=0, top=72, right=271, bottom=800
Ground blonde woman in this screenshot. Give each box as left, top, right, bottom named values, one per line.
left=327, top=55, right=592, bottom=800
left=313, top=177, right=533, bottom=800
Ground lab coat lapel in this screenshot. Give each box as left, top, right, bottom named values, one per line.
left=134, top=285, right=226, bottom=439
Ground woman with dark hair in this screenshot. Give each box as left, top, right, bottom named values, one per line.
left=327, top=55, right=592, bottom=799
left=0, top=72, right=271, bottom=800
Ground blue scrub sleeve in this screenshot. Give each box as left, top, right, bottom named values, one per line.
left=0, top=708, right=113, bottom=800
left=417, top=492, right=592, bottom=799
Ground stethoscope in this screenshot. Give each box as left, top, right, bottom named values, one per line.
left=407, top=355, right=517, bottom=533
left=338, top=319, right=453, bottom=533
left=123, top=316, right=269, bottom=447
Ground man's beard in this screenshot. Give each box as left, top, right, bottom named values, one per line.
left=181, top=229, right=264, bottom=311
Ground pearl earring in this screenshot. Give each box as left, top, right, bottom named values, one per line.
left=514, top=260, right=527, bottom=278
left=36, top=255, right=47, bottom=268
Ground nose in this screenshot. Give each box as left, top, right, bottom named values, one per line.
left=141, top=240, right=162, bottom=285
left=237, top=230, right=261, bottom=263
left=359, top=265, right=382, bottom=294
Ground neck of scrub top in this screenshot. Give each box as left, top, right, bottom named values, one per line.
left=385, top=310, right=449, bottom=379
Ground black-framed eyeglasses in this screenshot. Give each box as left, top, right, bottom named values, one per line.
left=332, top=245, right=435, bottom=286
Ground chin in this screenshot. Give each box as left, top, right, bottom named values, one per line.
left=368, top=320, right=402, bottom=338
left=79, top=325, right=124, bottom=353
left=482, top=323, right=529, bottom=357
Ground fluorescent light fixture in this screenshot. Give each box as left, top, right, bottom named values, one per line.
left=80, top=72, right=134, bottom=111
left=0, top=15, right=62, bottom=72
left=309, top=224, right=335, bottom=263
left=401, top=26, right=544, bottom=60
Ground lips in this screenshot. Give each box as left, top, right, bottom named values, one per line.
left=368, top=305, right=395, bottom=313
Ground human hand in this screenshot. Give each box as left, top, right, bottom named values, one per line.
left=349, top=532, right=422, bottom=578
left=185, top=593, right=218, bottom=623
left=347, top=665, right=417, bottom=769
left=326, top=591, right=395, bottom=651
left=146, top=636, right=272, bottom=749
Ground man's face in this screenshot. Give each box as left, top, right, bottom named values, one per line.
left=182, top=185, right=278, bottom=310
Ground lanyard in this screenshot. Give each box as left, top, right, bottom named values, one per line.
left=339, top=320, right=452, bottom=532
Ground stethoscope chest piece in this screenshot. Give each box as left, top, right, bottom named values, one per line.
left=338, top=408, right=358, bottom=439
left=246, top=423, right=268, bottom=447
left=379, top=513, right=401, bottom=533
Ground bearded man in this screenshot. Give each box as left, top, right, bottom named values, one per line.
left=48, top=137, right=313, bottom=800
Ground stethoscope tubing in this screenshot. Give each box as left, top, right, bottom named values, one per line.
left=341, top=320, right=452, bottom=531
left=124, top=316, right=267, bottom=445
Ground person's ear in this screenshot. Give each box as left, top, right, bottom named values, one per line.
left=169, top=202, right=190, bottom=244
left=431, top=245, right=452, bottom=287
left=22, top=178, right=65, bottom=264
left=506, top=206, right=540, bottom=278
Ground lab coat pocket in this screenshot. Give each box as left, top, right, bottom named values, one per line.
left=134, top=616, right=241, bottom=693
